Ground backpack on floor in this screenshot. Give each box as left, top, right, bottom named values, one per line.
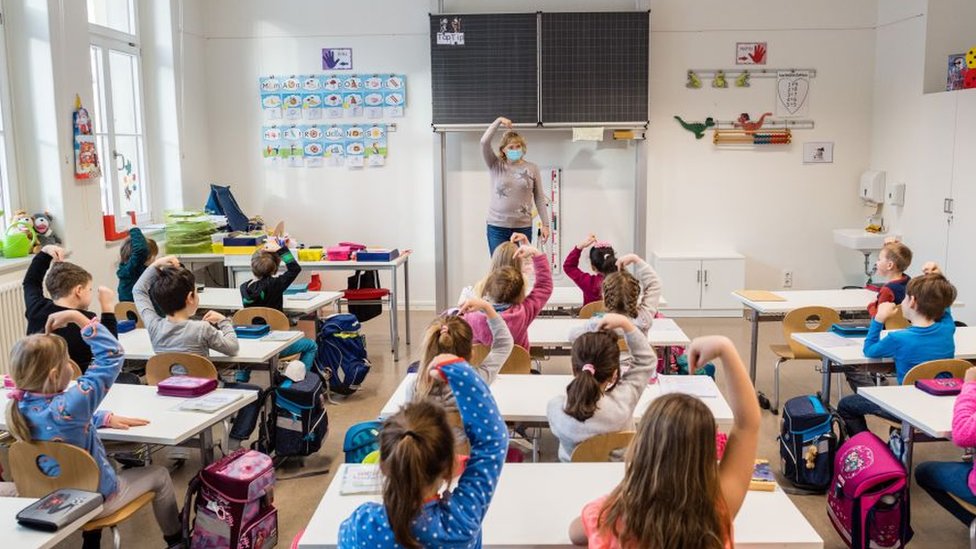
left=779, top=395, right=844, bottom=493
left=344, top=420, right=382, bottom=463
left=268, top=371, right=329, bottom=457
left=183, top=448, right=277, bottom=549
left=316, top=313, right=371, bottom=396
left=827, top=431, right=913, bottom=548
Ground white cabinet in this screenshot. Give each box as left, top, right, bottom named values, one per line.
left=653, top=253, right=745, bottom=317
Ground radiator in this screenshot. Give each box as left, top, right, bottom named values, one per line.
left=0, top=281, right=26, bottom=375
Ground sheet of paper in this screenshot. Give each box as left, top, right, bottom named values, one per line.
left=796, top=332, right=862, bottom=348
left=340, top=465, right=383, bottom=495
left=176, top=392, right=243, bottom=413
left=659, top=376, right=719, bottom=398
left=262, top=331, right=296, bottom=342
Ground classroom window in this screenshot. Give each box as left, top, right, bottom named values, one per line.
left=0, top=13, right=17, bottom=228
left=88, top=0, right=150, bottom=220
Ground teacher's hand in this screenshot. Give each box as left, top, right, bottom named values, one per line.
left=496, top=117, right=512, bottom=128
left=540, top=227, right=551, bottom=242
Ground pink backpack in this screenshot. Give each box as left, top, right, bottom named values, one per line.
left=827, top=432, right=913, bottom=548
left=184, top=449, right=278, bottom=548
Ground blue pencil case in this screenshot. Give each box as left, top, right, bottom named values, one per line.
left=117, top=320, right=137, bottom=333
left=284, top=283, right=308, bottom=295
left=234, top=325, right=270, bottom=338
left=830, top=323, right=869, bottom=336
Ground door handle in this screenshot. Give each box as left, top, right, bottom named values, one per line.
left=704, top=269, right=709, bottom=287
left=697, top=270, right=701, bottom=283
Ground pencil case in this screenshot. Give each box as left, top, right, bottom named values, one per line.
left=157, top=376, right=218, bottom=397
left=915, top=378, right=963, bottom=396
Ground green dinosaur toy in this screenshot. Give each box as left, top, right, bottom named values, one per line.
left=712, top=70, right=728, bottom=88
left=735, top=72, right=751, bottom=87
left=685, top=70, right=702, bottom=89
left=673, top=116, right=715, bottom=139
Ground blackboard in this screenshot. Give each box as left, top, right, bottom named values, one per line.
left=541, top=12, right=649, bottom=123
left=430, top=14, right=539, bottom=125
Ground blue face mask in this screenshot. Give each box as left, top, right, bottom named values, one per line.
left=505, top=149, right=523, bottom=162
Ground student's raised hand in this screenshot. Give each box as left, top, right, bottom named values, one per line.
left=106, top=415, right=150, bottom=430
left=496, top=116, right=512, bottom=128
left=922, top=262, right=942, bottom=276
left=152, top=255, right=180, bottom=269
left=41, top=245, right=65, bottom=262
left=97, top=286, right=116, bottom=311
left=202, top=310, right=226, bottom=325
left=426, top=353, right=460, bottom=383
left=577, top=234, right=597, bottom=250
left=459, top=297, right=494, bottom=316
left=966, top=367, right=976, bottom=384
left=687, top=335, right=736, bottom=371
left=875, top=301, right=897, bottom=323
left=514, top=245, right=541, bottom=259
left=615, top=253, right=641, bottom=270
left=596, top=312, right=635, bottom=333
left=509, top=232, right=529, bottom=246
left=45, top=310, right=90, bottom=333
left=263, top=239, right=281, bottom=253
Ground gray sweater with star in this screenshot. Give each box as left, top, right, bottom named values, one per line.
left=481, top=119, right=550, bottom=229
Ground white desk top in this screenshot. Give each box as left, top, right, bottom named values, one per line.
left=118, top=329, right=301, bottom=363
left=0, top=497, right=104, bottom=549
left=732, top=289, right=878, bottom=315
left=0, top=385, right=257, bottom=445
left=860, top=385, right=955, bottom=439
left=545, top=286, right=668, bottom=309
left=379, top=374, right=733, bottom=429
left=197, top=288, right=342, bottom=315
left=528, top=318, right=691, bottom=347
left=298, top=463, right=823, bottom=549
left=792, top=326, right=976, bottom=366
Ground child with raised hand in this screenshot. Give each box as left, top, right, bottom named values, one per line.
left=339, top=353, right=509, bottom=548
left=563, top=234, right=618, bottom=305
left=116, top=227, right=158, bottom=303
left=569, top=335, right=761, bottom=548
left=465, top=241, right=552, bottom=349
left=547, top=313, right=657, bottom=462
left=5, top=310, right=182, bottom=549
left=916, top=366, right=976, bottom=526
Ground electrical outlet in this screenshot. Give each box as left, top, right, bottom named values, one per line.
left=783, top=270, right=794, bottom=288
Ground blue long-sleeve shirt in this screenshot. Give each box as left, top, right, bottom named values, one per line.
left=116, top=227, right=151, bottom=303
left=863, top=308, right=956, bottom=384
left=339, top=360, right=509, bottom=548
left=18, top=319, right=122, bottom=497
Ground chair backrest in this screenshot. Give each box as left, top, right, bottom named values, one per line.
left=884, top=306, right=911, bottom=330
left=146, top=352, right=218, bottom=385
left=571, top=431, right=635, bottom=463
left=469, top=344, right=490, bottom=366
left=578, top=300, right=606, bottom=320
left=902, top=359, right=972, bottom=386
left=782, top=306, right=842, bottom=359
left=67, top=359, right=82, bottom=381
left=114, top=301, right=144, bottom=328
left=500, top=344, right=532, bottom=375
left=445, top=411, right=471, bottom=455
left=232, top=307, right=290, bottom=331
left=9, top=441, right=99, bottom=497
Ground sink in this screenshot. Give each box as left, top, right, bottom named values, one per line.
left=833, top=229, right=900, bottom=253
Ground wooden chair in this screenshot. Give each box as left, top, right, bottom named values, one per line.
left=9, top=441, right=155, bottom=549
left=68, top=359, right=82, bottom=380
left=571, top=431, right=635, bottom=463
left=885, top=306, right=910, bottom=330
left=769, top=306, right=841, bottom=414
left=232, top=307, right=301, bottom=363
left=146, top=352, right=218, bottom=385
left=469, top=344, right=533, bottom=375
left=578, top=300, right=605, bottom=320
left=947, top=494, right=976, bottom=549
left=880, top=359, right=971, bottom=439
left=114, top=302, right=144, bottom=328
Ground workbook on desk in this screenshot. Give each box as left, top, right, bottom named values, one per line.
left=262, top=331, right=295, bottom=342
left=659, top=376, right=719, bottom=398
left=176, top=393, right=244, bottom=413
left=287, top=292, right=316, bottom=300
left=340, top=465, right=383, bottom=495
left=798, top=332, right=862, bottom=348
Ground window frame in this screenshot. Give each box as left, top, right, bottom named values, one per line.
left=0, top=7, right=21, bottom=229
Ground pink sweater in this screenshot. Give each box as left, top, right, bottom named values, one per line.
left=563, top=246, right=603, bottom=305
left=466, top=254, right=553, bottom=349
left=953, top=382, right=976, bottom=495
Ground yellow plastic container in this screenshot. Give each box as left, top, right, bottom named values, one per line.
left=211, top=242, right=224, bottom=254
left=298, top=248, right=323, bottom=261
left=223, top=245, right=260, bottom=255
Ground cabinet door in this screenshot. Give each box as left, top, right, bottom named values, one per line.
left=947, top=90, right=976, bottom=325
left=654, top=258, right=702, bottom=309
left=700, top=259, right=745, bottom=310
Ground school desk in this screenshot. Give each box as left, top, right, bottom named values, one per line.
left=0, top=496, right=104, bottom=549
left=118, top=329, right=302, bottom=366
left=196, top=287, right=342, bottom=316
left=543, top=286, right=668, bottom=316
left=860, top=385, right=955, bottom=470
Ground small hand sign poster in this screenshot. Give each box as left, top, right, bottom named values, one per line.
left=322, top=48, right=352, bottom=70
left=736, top=42, right=767, bottom=65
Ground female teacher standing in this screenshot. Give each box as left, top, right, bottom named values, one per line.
left=480, top=116, right=551, bottom=255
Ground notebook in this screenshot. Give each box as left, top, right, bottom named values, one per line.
left=340, top=464, right=383, bottom=496
left=287, top=292, right=316, bottom=301
left=178, top=392, right=244, bottom=413
left=16, top=489, right=103, bottom=532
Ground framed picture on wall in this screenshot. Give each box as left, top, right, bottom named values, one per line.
left=803, top=142, right=834, bottom=164
left=322, top=48, right=353, bottom=70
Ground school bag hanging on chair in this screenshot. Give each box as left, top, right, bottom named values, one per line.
left=345, top=270, right=385, bottom=323
left=827, top=431, right=913, bottom=548
left=316, top=313, right=371, bottom=396
left=182, top=448, right=278, bottom=548
left=779, top=395, right=844, bottom=493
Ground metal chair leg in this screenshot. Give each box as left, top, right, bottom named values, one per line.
left=970, top=517, right=975, bottom=549
left=773, top=358, right=787, bottom=414
left=111, top=526, right=122, bottom=549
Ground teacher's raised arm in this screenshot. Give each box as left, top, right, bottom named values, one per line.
left=481, top=116, right=550, bottom=256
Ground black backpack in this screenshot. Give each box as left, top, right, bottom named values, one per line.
left=779, top=395, right=845, bottom=493
left=256, top=372, right=328, bottom=458
left=346, top=270, right=382, bottom=322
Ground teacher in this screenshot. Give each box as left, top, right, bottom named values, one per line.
left=480, top=116, right=551, bottom=256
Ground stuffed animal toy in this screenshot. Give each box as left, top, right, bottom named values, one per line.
left=32, top=211, right=60, bottom=247
left=734, top=112, right=773, bottom=132
left=9, top=210, right=39, bottom=251
left=4, top=210, right=37, bottom=257
left=804, top=444, right=819, bottom=470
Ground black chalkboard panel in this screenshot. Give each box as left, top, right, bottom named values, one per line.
left=430, top=14, right=538, bottom=125
left=541, top=12, right=649, bottom=123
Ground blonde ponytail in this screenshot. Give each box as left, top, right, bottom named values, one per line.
left=5, top=334, right=70, bottom=442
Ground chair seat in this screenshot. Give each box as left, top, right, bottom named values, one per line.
left=770, top=344, right=795, bottom=359
left=344, top=288, right=390, bottom=300
left=83, top=491, right=155, bottom=530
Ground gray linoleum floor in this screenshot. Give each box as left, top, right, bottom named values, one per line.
left=49, top=312, right=970, bottom=548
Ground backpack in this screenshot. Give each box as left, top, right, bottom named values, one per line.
left=779, top=395, right=844, bottom=493
left=316, top=313, right=371, bottom=396
left=204, top=184, right=250, bottom=232
left=346, top=270, right=383, bottom=322
left=183, top=448, right=277, bottom=549
left=827, top=431, right=913, bottom=548
left=268, top=372, right=329, bottom=457
left=344, top=420, right=382, bottom=463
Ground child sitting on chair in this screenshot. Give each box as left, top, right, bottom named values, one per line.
left=563, top=234, right=618, bottom=306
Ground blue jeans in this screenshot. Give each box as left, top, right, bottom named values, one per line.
left=281, top=337, right=317, bottom=370
left=916, top=461, right=976, bottom=525
left=223, top=381, right=262, bottom=441
left=837, top=393, right=899, bottom=435
left=487, top=224, right=533, bottom=256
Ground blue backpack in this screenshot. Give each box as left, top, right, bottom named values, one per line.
left=344, top=421, right=382, bottom=463
left=779, top=395, right=844, bottom=493
left=316, top=313, right=371, bottom=396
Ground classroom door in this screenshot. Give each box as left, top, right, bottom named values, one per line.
left=945, top=90, right=976, bottom=325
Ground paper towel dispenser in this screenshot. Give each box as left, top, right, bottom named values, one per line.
left=860, top=171, right=886, bottom=204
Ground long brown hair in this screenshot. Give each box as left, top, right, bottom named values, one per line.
left=564, top=331, right=620, bottom=421
left=603, top=271, right=640, bottom=318
left=474, top=242, right=526, bottom=301
left=414, top=316, right=473, bottom=401
left=380, top=401, right=455, bottom=549
left=5, top=334, right=70, bottom=442
left=597, top=393, right=729, bottom=548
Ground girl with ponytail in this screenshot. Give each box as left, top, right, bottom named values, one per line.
left=547, top=313, right=657, bottom=462
left=339, top=354, right=509, bottom=548
left=563, top=234, right=618, bottom=305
